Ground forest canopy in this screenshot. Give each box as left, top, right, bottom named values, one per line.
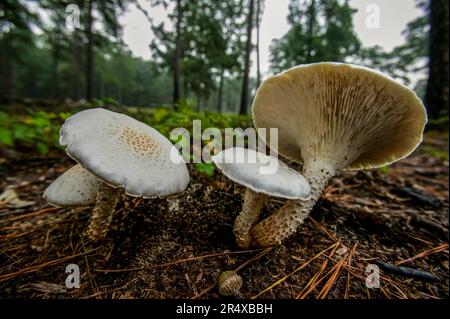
left=0, top=0, right=448, bottom=118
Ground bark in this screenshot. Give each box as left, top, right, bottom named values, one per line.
left=425, top=0, right=449, bottom=118
left=239, top=0, right=255, bottom=115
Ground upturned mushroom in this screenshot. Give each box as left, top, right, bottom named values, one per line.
left=212, top=147, right=311, bottom=248
left=249, top=62, right=427, bottom=247
left=44, top=108, right=190, bottom=241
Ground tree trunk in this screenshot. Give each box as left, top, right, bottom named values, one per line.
left=425, top=0, right=449, bottom=118
left=256, top=0, right=261, bottom=87
left=1, top=34, right=11, bottom=98
left=217, top=67, right=225, bottom=112
left=50, top=34, right=60, bottom=100
left=85, top=0, right=94, bottom=101
left=183, top=77, right=188, bottom=101
left=173, top=0, right=182, bottom=106
left=239, top=0, right=255, bottom=115
left=72, top=30, right=82, bottom=100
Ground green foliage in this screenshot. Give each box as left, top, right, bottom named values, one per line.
left=378, top=165, right=391, bottom=174
left=150, top=0, right=246, bottom=102
left=357, top=0, right=429, bottom=85
left=0, top=127, right=13, bottom=146
left=195, top=162, right=216, bottom=177
left=422, top=145, right=449, bottom=161
left=139, top=100, right=252, bottom=137
left=0, top=110, right=67, bottom=155
left=428, top=116, right=449, bottom=129
left=270, top=0, right=361, bottom=72
left=0, top=103, right=252, bottom=158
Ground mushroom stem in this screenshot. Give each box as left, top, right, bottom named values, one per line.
left=87, top=183, right=121, bottom=241
left=250, top=160, right=335, bottom=247
left=233, top=189, right=268, bottom=249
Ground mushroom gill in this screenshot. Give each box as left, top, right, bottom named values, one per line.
left=249, top=63, right=427, bottom=247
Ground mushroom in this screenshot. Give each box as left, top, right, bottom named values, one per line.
left=249, top=62, right=427, bottom=247
left=47, top=108, right=190, bottom=241
left=211, top=147, right=311, bottom=248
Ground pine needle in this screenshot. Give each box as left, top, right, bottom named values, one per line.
left=251, top=241, right=339, bottom=299
left=395, top=243, right=448, bottom=265
left=344, top=242, right=358, bottom=299
left=316, top=258, right=345, bottom=299
left=296, top=243, right=340, bottom=299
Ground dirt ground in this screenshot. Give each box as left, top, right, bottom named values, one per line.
left=0, top=135, right=448, bottom=299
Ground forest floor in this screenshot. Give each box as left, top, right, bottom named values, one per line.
left=0, top=130, right=448, bottom=299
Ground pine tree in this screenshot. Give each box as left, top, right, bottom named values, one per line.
left=270, top=0, right=360, bottom=73
left=425, top=0, right=449, bottom=118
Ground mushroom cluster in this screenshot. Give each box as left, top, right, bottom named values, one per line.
left=247, top=62, right=427, bottom=247
left=44, top=108, right=190, bottom=241
left=43, top=63, right=427, bottom=253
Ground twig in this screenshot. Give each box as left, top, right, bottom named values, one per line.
left=395, top=243, right=448, bottom=265
left=377, top=261, right=438, bottom=282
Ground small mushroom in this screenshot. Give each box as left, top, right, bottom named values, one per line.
left=212, top=147, right=311, bottom=249
left=45, top=108, right=190, bottom=241
left=250, top=62, right=427, bottom=247
left=43, top=164, right=101, bottom=207
left=218, top=270, right=243, bottom=296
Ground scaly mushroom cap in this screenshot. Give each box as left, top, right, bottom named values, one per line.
left=212, top=147, right=311, bottom=199
left=43, top=164, right=102, bottom=206
left=253, top=63, right=427, bottom=171
left=60, top=108, right=189, bottom=198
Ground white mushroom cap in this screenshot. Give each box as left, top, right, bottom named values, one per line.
left=59, top=108, right=189, bottom=198
left=212, top=147, right=311, bottom=200
left=43, top=164, right=102, bottom=207
left=253, top=63, right=427, bottom=171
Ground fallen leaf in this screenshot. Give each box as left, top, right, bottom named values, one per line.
left=0, top=188, right=35, bottom=208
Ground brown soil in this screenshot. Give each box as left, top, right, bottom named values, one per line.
left=0, top=142, right=448, bottom=299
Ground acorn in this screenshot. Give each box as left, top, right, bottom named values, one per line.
left=218, top=270, right=243, bottom=296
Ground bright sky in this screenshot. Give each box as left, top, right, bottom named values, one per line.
left=120, top=0, right=423, bottom=79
